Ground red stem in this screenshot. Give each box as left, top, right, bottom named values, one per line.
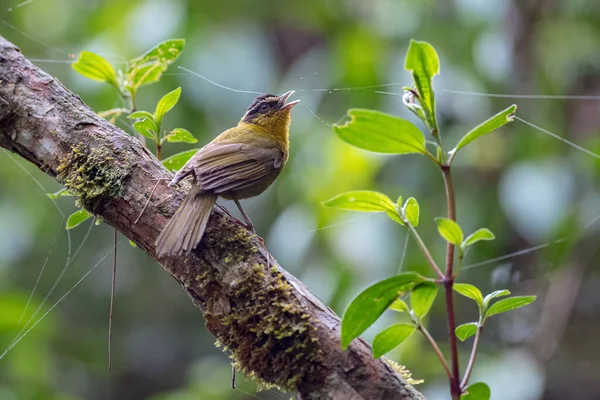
left=442, top=165, right=461, bottom=399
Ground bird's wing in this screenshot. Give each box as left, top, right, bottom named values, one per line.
left=192, top=142, right=283, bottom=195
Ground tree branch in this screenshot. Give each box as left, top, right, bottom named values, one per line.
left=0, top=36, right=424, bottom=400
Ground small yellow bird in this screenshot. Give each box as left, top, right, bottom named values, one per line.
left=155, top=91, right=299, bottom=257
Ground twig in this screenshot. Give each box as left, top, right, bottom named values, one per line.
left=406, top=222, right=444, bottom=279
left=134, top=180, right=161, bottom=224
left=461, top=323, right=482, bottom=389
left=417, top=324, right=452, bottom=379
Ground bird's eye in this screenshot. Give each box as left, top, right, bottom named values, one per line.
left=259, top=103, right=269, bottom=112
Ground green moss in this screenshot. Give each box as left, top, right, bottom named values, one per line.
left=57, top=144, right=131, bottom=212
left=203, top=222, right=255, bottom=264
left=196, top=237, right=323, bottom=392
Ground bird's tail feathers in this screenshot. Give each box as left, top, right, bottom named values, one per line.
left=155, top=186, right=217, bottom=257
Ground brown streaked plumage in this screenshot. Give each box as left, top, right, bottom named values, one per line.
left=155, top=90, right=299, bottom=257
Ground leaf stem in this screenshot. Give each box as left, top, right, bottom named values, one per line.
left=125, top=89, right=146, bottom=146
left=129, top=90, right=137, bottom=112
left=425, top=149, right=441, bottom=165
left=441, top=164, right=461, bottom=399
left=406, top=222, right=444, bottom=279
left=417, top=324, right=452, bottom=380
left=156, top=143, right=162, bottom=161
left=461, top=322, right=483, bottom=389
left=431, top=127, right=443, bottom=150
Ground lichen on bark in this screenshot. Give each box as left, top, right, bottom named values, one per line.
left=57, top=143, right=131, bottom=212
left=193, top=216, right=324, bottom=391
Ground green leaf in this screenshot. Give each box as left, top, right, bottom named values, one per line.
left=129, top=39, right=185, bottom=69
left=385, top=211, right=405, bottom=225
left=155, top=87, right=181, bottom=125
left=166, top=128, right=198, bottom=144
left=133, top=119, right=158, bottom=141
left=411, top=282, right=438, bottom=319
left=161, top=148, right=199, bottom=171
left=451, top=105, right=517, bottom=157
left=404, top=40, right=440, bottom=130
left=127, top=39, right=185, bottom=90
left=128, top=64, right=164, bottom=90
left=66, top=209, right=92, bottom=229
left=323, top=190, right=398, bottom=215
left=483, top=290, right=510, bottom=307
left=128, top=111, right=155, bottom=121
left=372, top=324, right=416, bottom=358
left=461, top=382, right=491, bottom=400
left=333, top=109, right=426, bottom=155
left=463, top=228, right=495, bottom=249
left=341, top=272, right=424, bottom=349
left=453, top=283, right=484, bottom=307
left=403, top=197, right=419, bottom=227
left=72, top=51, right=119, bottom=89
left=435, top=217, right=463, bottom=245
left=47, top=188, right=72, bottom=199
left=390, top=299, right=410, bottom=313
left=486, top=296, right=536, bottom=318
left=455, top=322, right=478, bottom=341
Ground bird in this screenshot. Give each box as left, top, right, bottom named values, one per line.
left=155, top=90, right=300, bottom=257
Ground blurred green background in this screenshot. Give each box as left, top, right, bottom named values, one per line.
left=1, top=0, right=600, bottom=399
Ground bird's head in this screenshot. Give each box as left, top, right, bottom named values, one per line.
left=241, top=91, right=300, bottom=131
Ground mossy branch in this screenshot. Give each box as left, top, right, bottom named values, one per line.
left=0, top=35, right=424, bottom=400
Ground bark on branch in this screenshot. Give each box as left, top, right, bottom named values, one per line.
left=0, top=35, right=423, bottom=400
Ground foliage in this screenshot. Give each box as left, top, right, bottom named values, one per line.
left=5, top=2, right=593, bottom=398
left=324, top=40, right=536, bottom=399
left=333, top=109, right=427, bottom=155
left=449, top=105, right=517, bottom=163
left=60, top=40, right=198, bottom=234
left=404, top=40, right=439, bottom=132
left=129, top=86, right=198, bottom=152
left=65, top=208, right=92, bottom=229
left=340, top=272, right=425, bottom=348
left=461, top=382, right=491, bottom=400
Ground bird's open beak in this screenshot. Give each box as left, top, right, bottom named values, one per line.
left=278, top=90, right=300, bottom=110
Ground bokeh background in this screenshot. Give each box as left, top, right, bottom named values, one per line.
left=1, top=0, right=600, bottom=399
